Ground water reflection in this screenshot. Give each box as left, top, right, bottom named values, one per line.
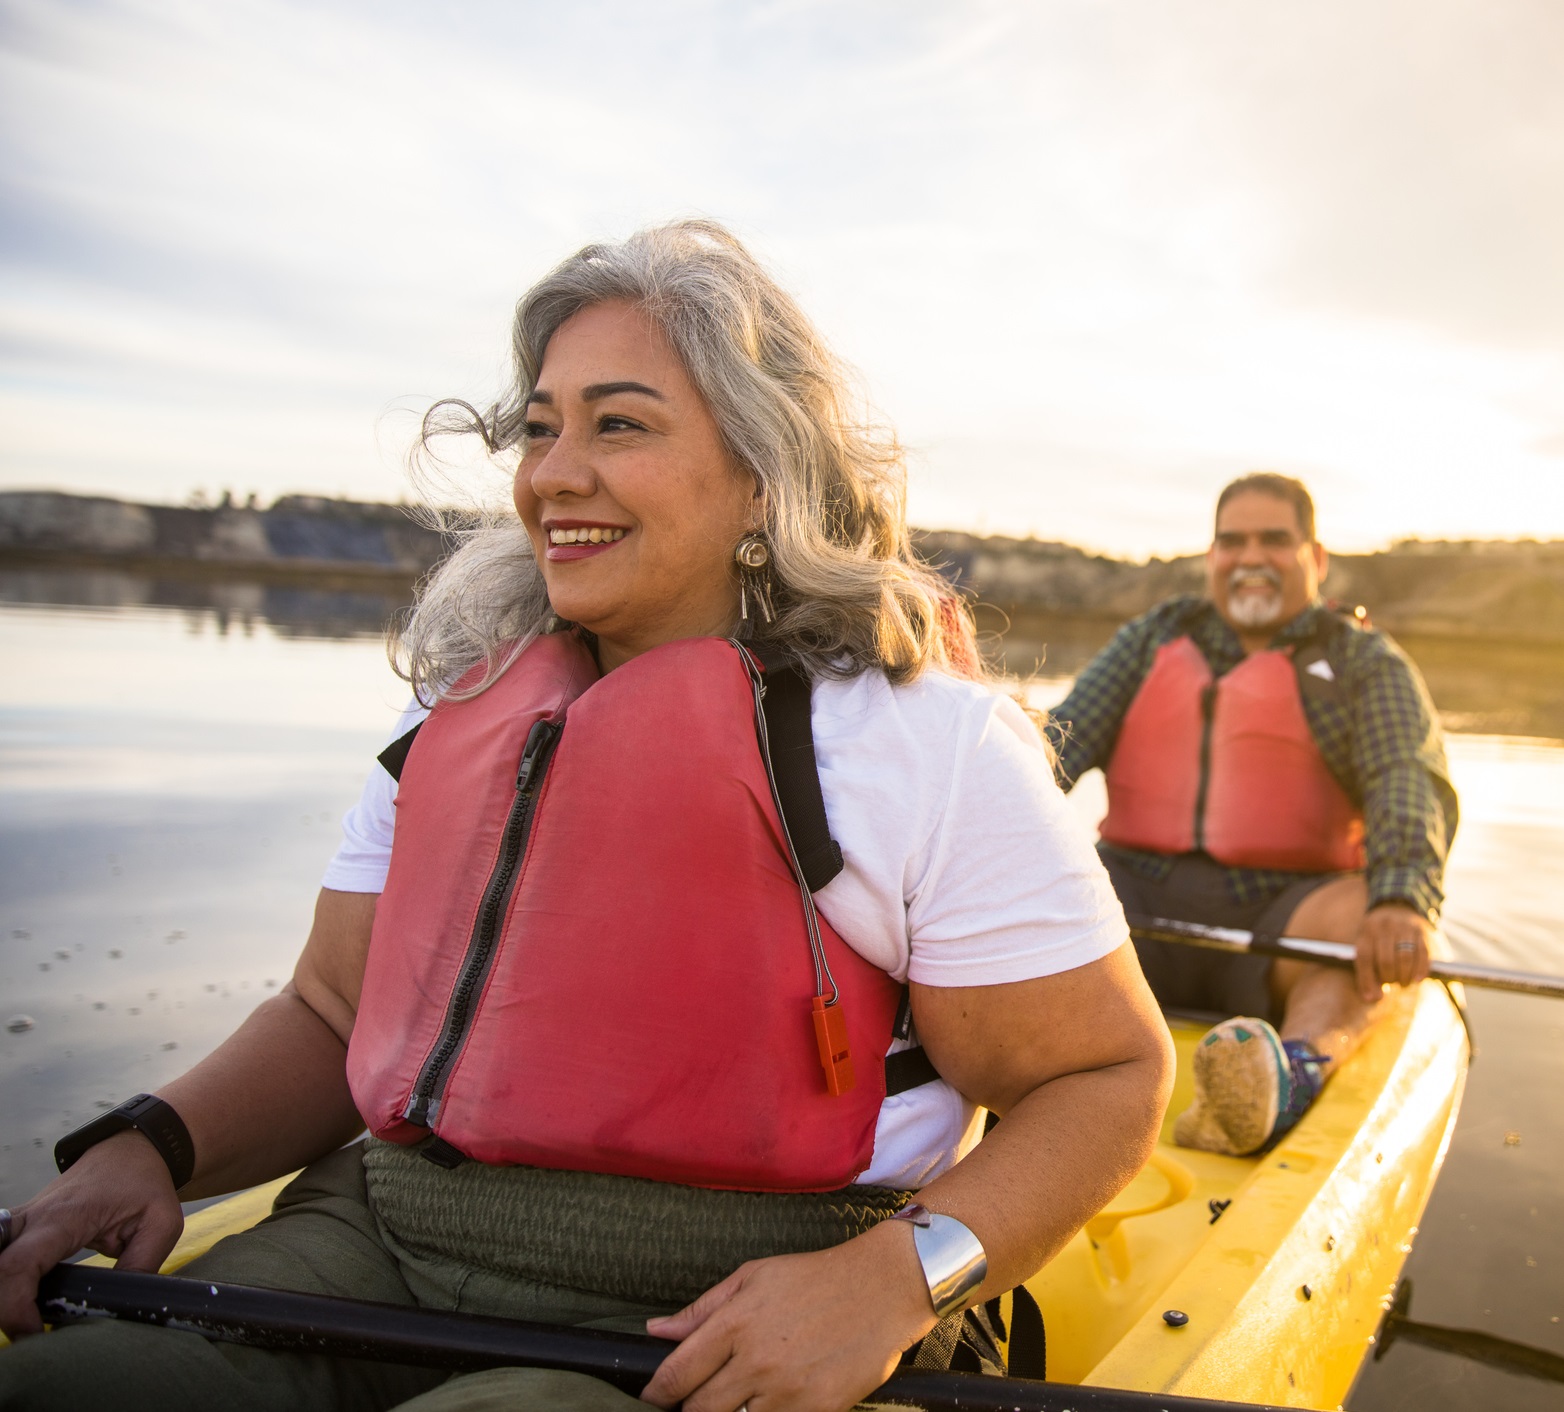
left=2, top=587, right=403, bottom=1199
left=0, top=565, right=408, bottom=641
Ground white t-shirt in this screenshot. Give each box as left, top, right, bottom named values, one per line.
left=324, top=667, right=1127, bottom=1189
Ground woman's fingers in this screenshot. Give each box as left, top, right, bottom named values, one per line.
left=0, top=1208, right=86, bottom=1338
left=643, top=1224, right=931, bottom=1412
left=0, top=1208, right=43, bottom=1338
left=0, top=1132, right=183, bottom=1339
left=645, top=1263, right=749, bottom=1342
left=640, top=1313, right=735, bottom=1408
left=114, top=1202, right=185, bottom=1273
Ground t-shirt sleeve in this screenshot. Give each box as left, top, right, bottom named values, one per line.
left=905, top=693, right=1128, bottom=987
left=319, top=699, right=430, bottom=894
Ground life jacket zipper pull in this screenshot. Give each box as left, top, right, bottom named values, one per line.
left=516, top=720, right=556, bottom=792
left=811, top=993, right=856, bottom=1096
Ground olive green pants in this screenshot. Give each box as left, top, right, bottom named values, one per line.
left=0, top=1142, right=911, bottom=1412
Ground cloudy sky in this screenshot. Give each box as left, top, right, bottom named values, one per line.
left=2, top=0, right=1561, bottom=557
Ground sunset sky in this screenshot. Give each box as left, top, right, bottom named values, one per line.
left=2, top=0, right=1561, bottom=558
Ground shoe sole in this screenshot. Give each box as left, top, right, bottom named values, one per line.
left=1177, top=1019, right=1288, bottom=1156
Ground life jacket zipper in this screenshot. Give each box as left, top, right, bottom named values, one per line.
left=1192, top=681, right=1217, bottom=852
left=402, top=716, right=562, bottom=1128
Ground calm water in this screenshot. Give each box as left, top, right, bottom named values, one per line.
left=2, top=570, right=1561, bottom=1408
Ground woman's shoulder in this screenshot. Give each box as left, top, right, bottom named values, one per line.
left=811, top=666, right=1042, bottom=756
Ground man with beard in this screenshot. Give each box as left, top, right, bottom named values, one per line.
left=1046, top=473, right=1457, bottom=1156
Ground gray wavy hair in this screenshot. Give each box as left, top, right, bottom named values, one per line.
left=394, top=219, right=978, bottom=702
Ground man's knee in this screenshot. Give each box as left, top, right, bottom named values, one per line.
left=1281, top=874, right=1368, bottom=946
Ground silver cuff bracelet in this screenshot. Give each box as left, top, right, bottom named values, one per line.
left=891, top=1202, right=988, bottom=1320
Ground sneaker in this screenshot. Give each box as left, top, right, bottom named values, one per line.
left=1173, top=1017, right=1328, bottom=1156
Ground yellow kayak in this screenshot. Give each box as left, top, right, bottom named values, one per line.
left=63, top=979, right=1465, bottom=1410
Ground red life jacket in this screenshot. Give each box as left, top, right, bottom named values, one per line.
left=1099, top=635, right=1365, bottom=873
left=346, top=633, right=903, bottom=1192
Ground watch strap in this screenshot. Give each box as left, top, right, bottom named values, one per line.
left=55, top=1093, right=196, bottom=1190
left=891, top=1202, right=988, bottom=1320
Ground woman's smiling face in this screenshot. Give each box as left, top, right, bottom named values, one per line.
left=513, top=301, right=759, bottom=671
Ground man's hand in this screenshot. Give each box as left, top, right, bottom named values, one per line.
left=1352, top=904, right=1433, bottom=1004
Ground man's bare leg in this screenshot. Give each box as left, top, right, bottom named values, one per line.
left=1174, top=873, right=1436, bottom=1155
left=1269, top=874, right=1380, bottom=1083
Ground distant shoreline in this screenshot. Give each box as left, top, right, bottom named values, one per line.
left=4, top=489, right=1563, bottom=646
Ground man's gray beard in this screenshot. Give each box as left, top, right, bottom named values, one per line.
left=1225, top=569, right=1284, bottom=628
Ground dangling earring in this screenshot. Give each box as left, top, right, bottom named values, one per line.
left=734, top=533, right=776, bottom=625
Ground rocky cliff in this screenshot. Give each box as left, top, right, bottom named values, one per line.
left=4, top=491, right=1562, bottom=643
left=0, top=490, right=453, bottom=580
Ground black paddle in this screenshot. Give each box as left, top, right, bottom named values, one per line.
left=1128, top=915, right=1564, bottom=999
left=37, top=1263, right=1283, bottom=1411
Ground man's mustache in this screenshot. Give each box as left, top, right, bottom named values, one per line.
left=1227, top=567, right=1283, bottom=593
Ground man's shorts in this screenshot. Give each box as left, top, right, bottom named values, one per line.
left=1099, top=848, right=1348, bottom=1025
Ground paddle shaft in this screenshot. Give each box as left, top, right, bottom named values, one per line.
left=1128, top=916, right=1564, bottom=1000
left=37, top=1264, right=1283, bottom=1412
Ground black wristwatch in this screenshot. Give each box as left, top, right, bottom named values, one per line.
left=55, top=1093, right=196, bottom=1190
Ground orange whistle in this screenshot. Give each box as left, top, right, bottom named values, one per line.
left=811, top=993, right=856, bottom=1096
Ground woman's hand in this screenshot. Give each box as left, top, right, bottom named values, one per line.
left=0, top=888, right=374, bottom=1340
left=639, top=1217, right=934, bottom=1412
left=641, top=943, right=1173, bottom=1412
left=0, top=1131, right=183, bottom=1339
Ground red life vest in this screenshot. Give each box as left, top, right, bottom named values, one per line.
left=1099, top=635, right=1365, bottom=873
left=346, top=633, right=902, bottom=1193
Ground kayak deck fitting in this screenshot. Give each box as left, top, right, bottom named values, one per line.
left=62, top=979, right=1465, bottom=1411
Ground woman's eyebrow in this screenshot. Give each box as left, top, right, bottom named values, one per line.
left=526, top=381, right=664, bottom=409
left=581, top=380, right=664, bottom=402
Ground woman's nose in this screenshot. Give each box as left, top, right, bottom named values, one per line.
left=527, top=431, right=596, bottom=501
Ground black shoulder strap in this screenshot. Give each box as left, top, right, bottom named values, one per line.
left=1291, top=609, right=1352, bottom=709
left=885, top=1046, right=941, bottom=1096
left=750, top=650, right=940, bottom=1098
left=377, top=722, right=423, bottom=783
left=755, top=655, right=844, bottom=893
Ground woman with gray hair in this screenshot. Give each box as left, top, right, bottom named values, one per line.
left=0, top=221, right=1172, bottom=1412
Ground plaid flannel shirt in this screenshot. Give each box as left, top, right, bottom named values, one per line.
left=1044, top=595, right=1458, bottom=920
